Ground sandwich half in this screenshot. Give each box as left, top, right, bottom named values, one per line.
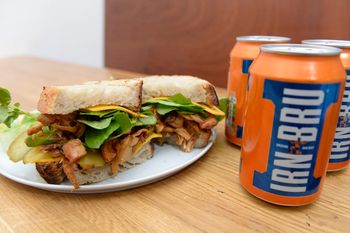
left=21, top=79, right=160, bottom=188
left=92, top=76, right=224, bottom=152
left=141, top=75, right=224, bottom=152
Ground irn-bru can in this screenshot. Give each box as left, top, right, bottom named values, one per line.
left=240, top=44, right=346, bottom=206
left=302, top=39, right=350, bottom=171
left=226, top=36, right=291, bottom=146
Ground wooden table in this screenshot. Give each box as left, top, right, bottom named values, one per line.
left=0, top=57, right=349, bottom=233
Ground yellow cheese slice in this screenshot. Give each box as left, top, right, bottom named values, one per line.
left=192, top=102, right=225, bottom=116
left=150, top=97, right=168, bottom=100
left=84, top=105, right=147, bottom=117
left=133, top=132, right=162, bottom=154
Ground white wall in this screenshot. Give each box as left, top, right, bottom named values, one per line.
left=0, top=0, right=104, bottom=67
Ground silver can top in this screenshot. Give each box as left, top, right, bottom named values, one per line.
left=236, top=35, right=291, bottom=43
left=302, top=39, right=350, bottom=49
left=260, top=44, right=341, bottom=56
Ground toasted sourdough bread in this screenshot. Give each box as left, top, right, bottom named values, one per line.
left=37, top=79, right=142, bottom=114
left=141, top=75, right=219, bottom=105
left=86, top=75, right=219, bottom=106
left=36, top=143, right=154, bottom=186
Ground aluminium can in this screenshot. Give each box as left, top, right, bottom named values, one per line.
left=225, top=35, right=291, bottom=146
left=302, top=39, right=350, bottom=171
left=240, top=44, right=346, bottom=205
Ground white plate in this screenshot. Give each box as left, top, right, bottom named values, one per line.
left=0, top=130, right=216, bottom=194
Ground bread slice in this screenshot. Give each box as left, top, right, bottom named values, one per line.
left=87, top=76, right=219, bottom=106
left=37, top=79, right=142, bottom=114
left=35, top=143, right=154, bottom=186
left=141, top=75, right=219, bottom=105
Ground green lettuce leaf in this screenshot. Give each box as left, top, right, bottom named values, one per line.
left=0, top=102, right=22, bottom=128
left=0, top=87, right=36, bottom=128
left=85, top=120, right=120, bottom=149
left=112, top=112, right=133, bottom=137
left=145, top=99, right=187, bottom=107
left=0, top=87, right=11, bottom=106
left=79, top=109, right=116, bottom=118
left=168, top=93, right=192, bottom=105
left=156, top=105, right=177, bottom=115
left=0, top=106, right=9, bottom=123
left=25, top=128, right=59, bottom=147
left=78, top=117, right=113, bottom=129
left=144, top=93, right=204, bottom=115
left=84, top=112, right=133, bottom=149
left=3, top=103, right=22, bottom=128
left=132, top=115, right=157, bottom=127
left=219, top=97, right=227, bottom=115
left=0, top=114, right=38, bottom=150
left=178, top=105, right=204, bottom=113
left=141, top=105, right=152, bottom=111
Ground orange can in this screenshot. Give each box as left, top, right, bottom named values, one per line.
left=226, top=36, right=291, bottom=146
left=240, top=44, right=346, bottom=206
left=302, top=39, right=350, bottom=171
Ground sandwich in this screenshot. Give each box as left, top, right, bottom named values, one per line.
left=141, top=76, right=224, bottom=152
left=6, top=79, right=161, bottom=189
left=93, top=76, right=225, bottom=152
left=3, top=75, right=224, bottom=189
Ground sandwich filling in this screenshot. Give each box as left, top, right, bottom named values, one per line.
left=143, top=93, right=225, bottom=152
left=25, top=107, right=160, bottom=188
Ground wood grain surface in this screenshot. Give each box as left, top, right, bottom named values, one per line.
left=106, top=0, right=350, bottom=87
left=0, top=57, right=349, bottom=233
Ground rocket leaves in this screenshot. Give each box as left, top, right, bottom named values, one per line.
left=155, top=105, right=178, bottom=115
left=0, top=87, right=11, bottom=106
left=78, top=117, right=113, bottom=130
left=168, top=93, right=192, bottom=105
left=84, top=119, right=121, bottom=149
left=0, top=87, right=36, bottom=128
left=131, top=114, right=157, bottom=127
left=144, top=93, right=204, bottom=116
left=219, top=97, right=228, bottom=115
left=82, top=112, right=131, bottom=149
left=81, top=111, right=155, bottom=149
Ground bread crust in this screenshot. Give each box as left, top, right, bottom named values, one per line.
left=37, top=79, right=143, bottom=114
left=88, top=76, right=219, bottom=105
left=35, top=143, right=154, bottom=186
left=36, top=160, right=66, bottom=184
left=203, top=82, right=219, bottom=106
left=140, top=75, right=219, bottom=105
left=73, top=143, right=154, bottom=185
left=162, top=131, right=212, bottom=150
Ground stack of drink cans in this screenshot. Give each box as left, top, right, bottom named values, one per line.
left=226, top=36, right=350, bottom=206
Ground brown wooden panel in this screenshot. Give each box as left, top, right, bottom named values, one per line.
left=106, top=0, right=350, bottom=87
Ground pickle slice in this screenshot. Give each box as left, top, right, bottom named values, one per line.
left=7, top=131, right=31, bottom=162
left=78, top=151, right=105, bottom=170
left=23, top=147, right=63, bottom=164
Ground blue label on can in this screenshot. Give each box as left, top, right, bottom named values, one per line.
left=237, top=126, right=243, bottom=138
left=253, top=79, right=340, bottom=196
left=242, top=59, right=253, bottom=74
left=237, top=59, right=254, bottom=139
left=331, top=70, right=350, bottom=164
